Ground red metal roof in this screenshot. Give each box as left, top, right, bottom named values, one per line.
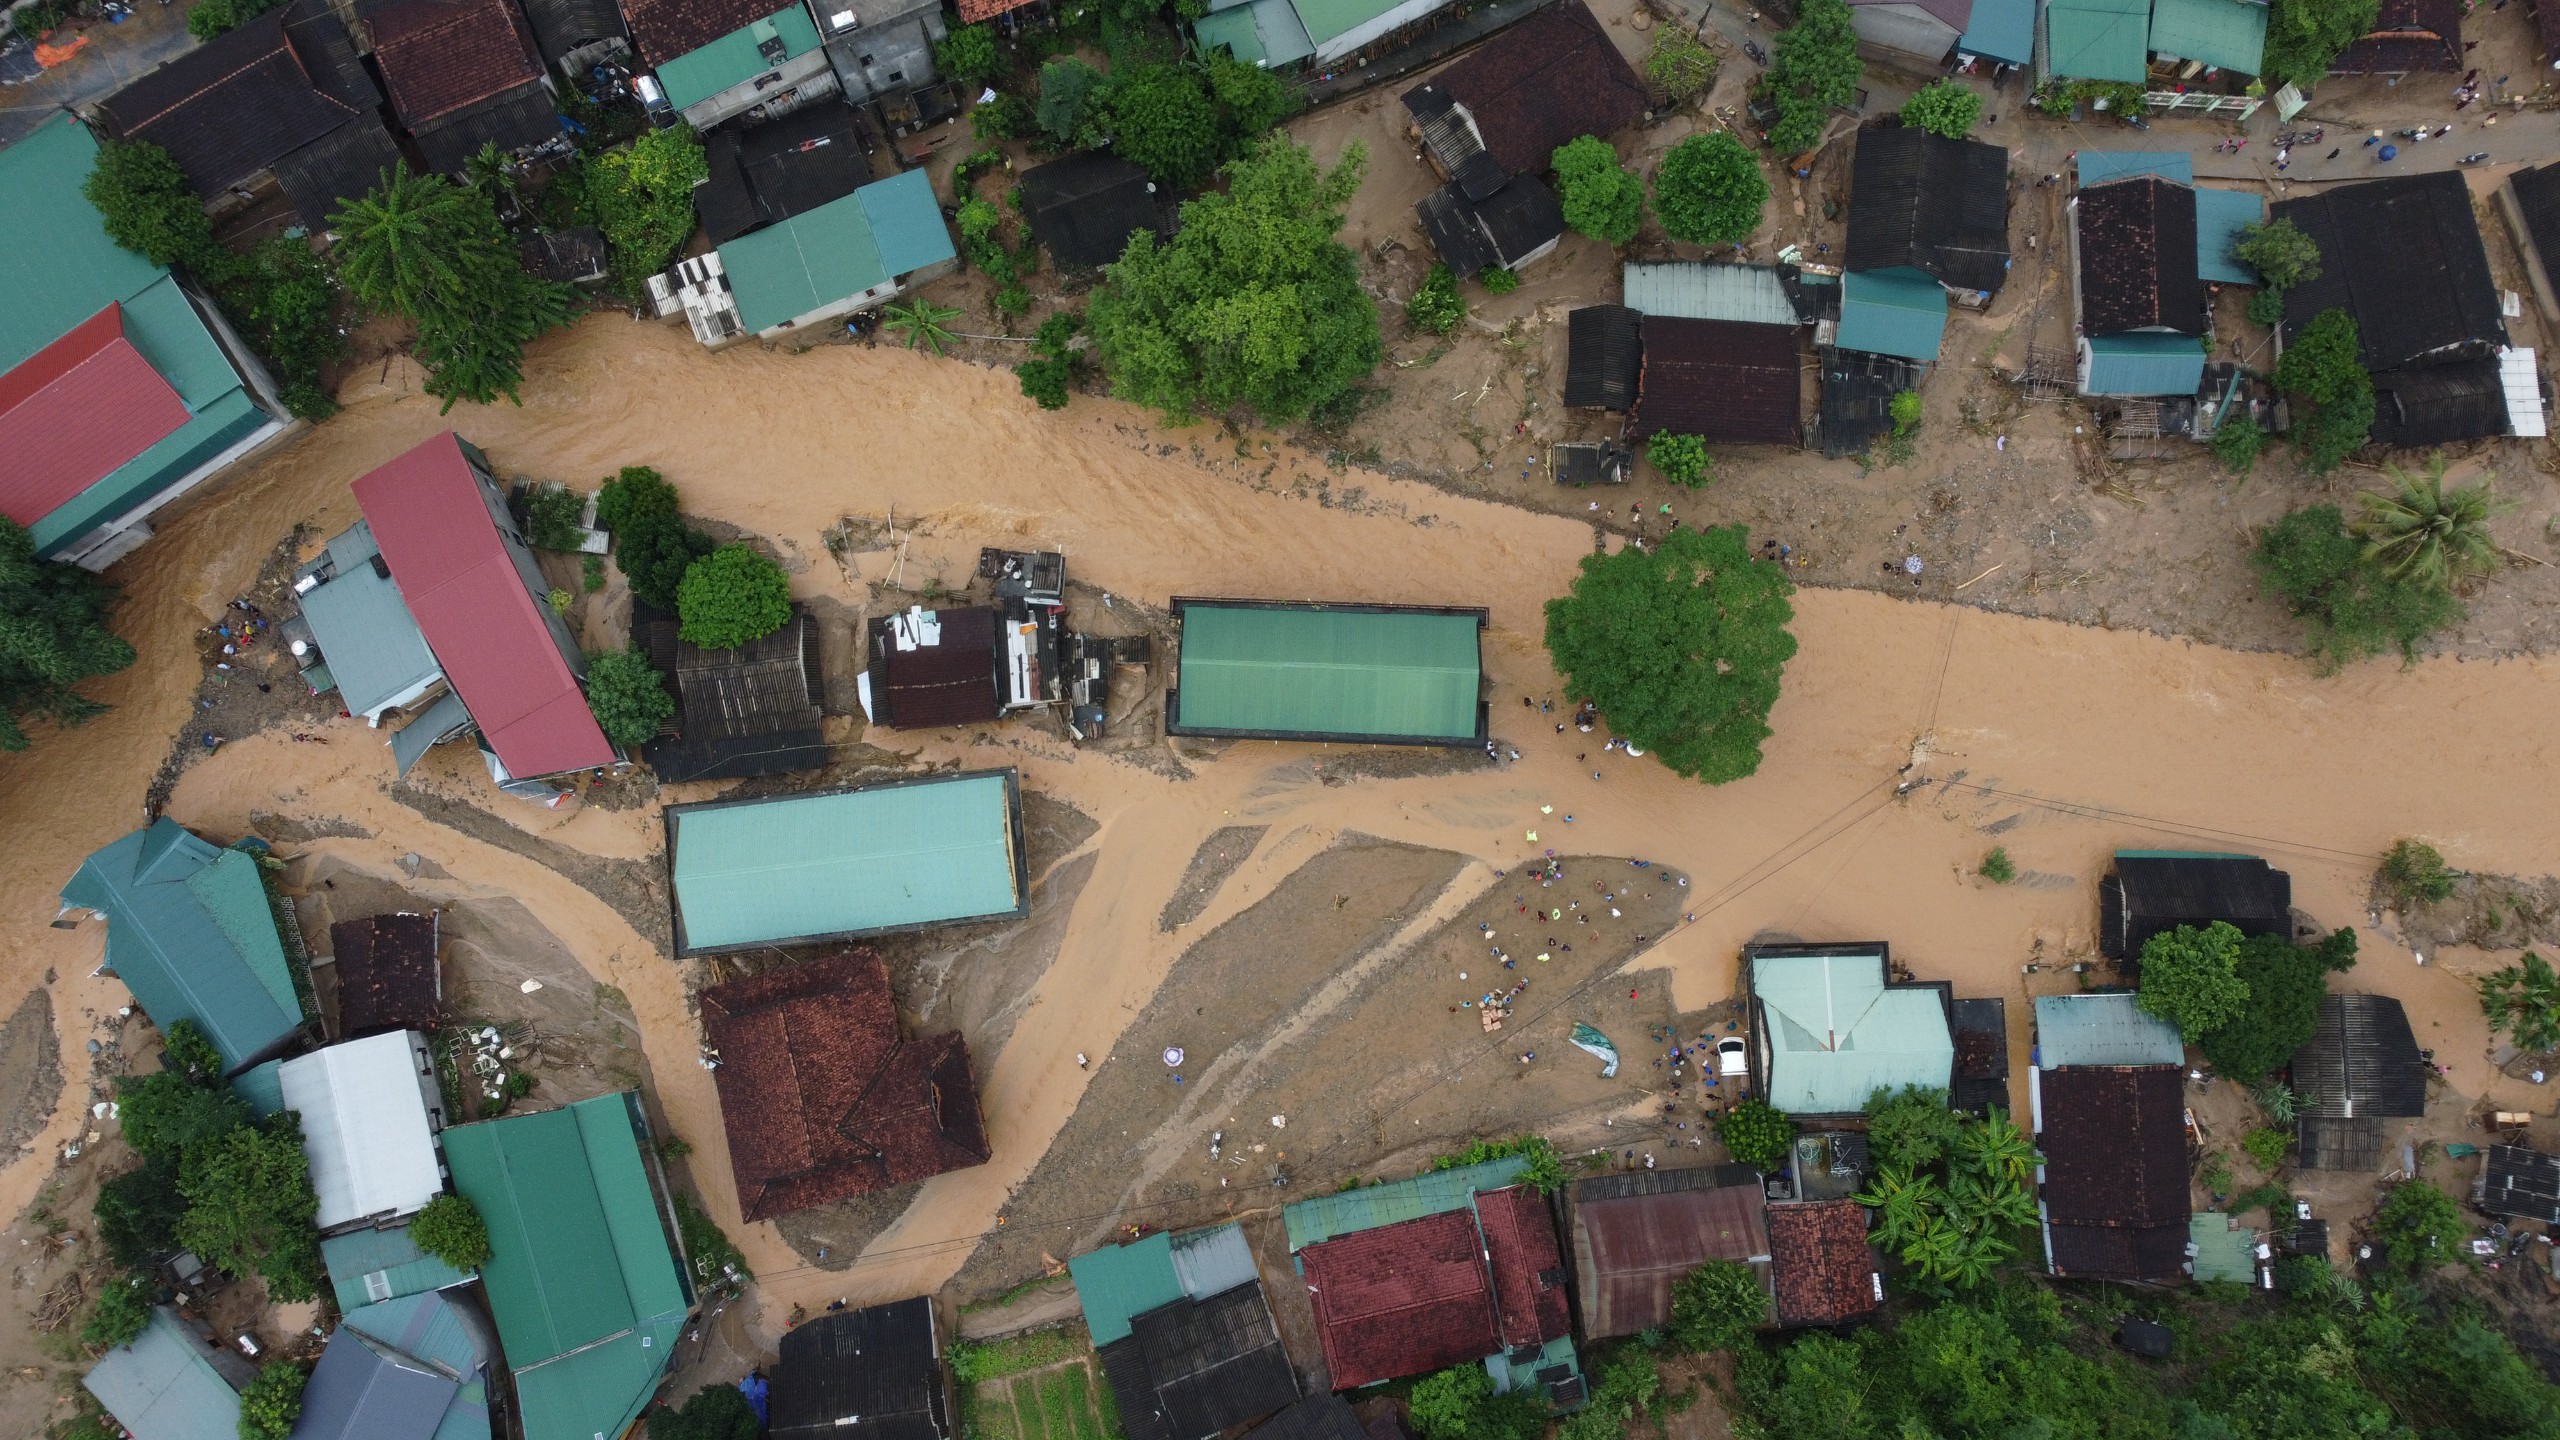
left=0, top=306, right=191, bottom=528
left=1301, top=1210, right=1501, bottom=1390
left=1476, top=1186, right=1570, bottom=1348
left=352, top=432, right=616, bottom=778
left=1570, top=1182, right=1771, bottom=1338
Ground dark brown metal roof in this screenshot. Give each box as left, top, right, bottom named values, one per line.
left=868, top=606, right=1001, bottom=729
left=1570, top=1172, right=1770, bottom=1338
left=2075, top=178, right=2204, bottom=336
left=1397, top=0, right=1646, bottom=177
left=329, top=912, right=440, bottom=1036
left=1630, top=316, right=1803, bottom=446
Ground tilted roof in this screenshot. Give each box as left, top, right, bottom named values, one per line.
left=366, top=0, right=545, bottom=129
left=2274, top=173, right=2505, bottom=371
left=2481, top=1146, right=2560, bottom=1225
left=1957, top=0, right=2034, bottom=63
left=295, top=520, right=443, bottom=720
left=616, top=0, right=778, bottom=65
left=697, top=949, right=990, bottom=1221
left=352, top=432, right=616, bottom=780
left=1570, top=1166, right=1770, bottom=1339
left=1283, top=1155, right=1530, bottom=1250
left=2033, top=993, right=2183, bottom=1069
left=407, top=82, right=560, bottom=174
left=320, top=1225, right=473, bottom=1315
left=772, top=1297, right=946, bottom=1440
left=1189, top=0, right=1315, bottom=68
left=2076, top=178, right=2204, bottom=336
left=1477, top=1185, right=1570, bottom=1348
left=1765, top=1201, right=1877, bottom=1327
left=92, top=7, right=359, bottom=197
left=291, top=1326, right=457, bottom=1440
left=1100, top=1282, right=1298, bottom=1440
left=83, top=1307, right=250, bottom=1440
left=272, top=116, right=407, bottom=233
left=2037, top=1065, right=2190, bottom=1280
left=1817, top=345, right=1925, bottom=456
left=2045, top=0, right=2151, bottom=82
left=62, top=820, right=301, bottom=1076
left=1630, top=316, right=1803, bottom=445
left=2291, top=992, right=2429, bottom=1119
left=1623, top=262, right=1802, bottom=327
left=278, top=1031, right=445, bottom=1230
left=2193, top=186, right=2264, bottom=284
left=1246, top=1396, right=1369, bottom=1440
left=517, top=0, right=627, bottom=64
left=653, top=2, right=821, bottom=111
left=340, top=1288, right=496, bottom=1440
left=666, top=769, right=1027, bottom=953
left=699, top=101, right=880, bottom=246
left=1846, top=123, right=2013, bottom=294
left=1836, top=267, right=1949, bottom=361
left=1749, top=946, right=1953, bottom=1114
left=639, top=606, right=827, bottom=783
left=2075, top=150, right=2192, bottom=187
left=1397, top=0, right=1645, bottom=176
left=1168, top=599, right=1485, bottom=745
left=718, top=170, right=956, bottom=334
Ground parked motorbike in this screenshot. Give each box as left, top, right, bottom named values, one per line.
left=2463, top=151, right=2493, bottom=164
left=1742, top=39, right=1768, bottom=64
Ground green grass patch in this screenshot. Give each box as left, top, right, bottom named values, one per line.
left=953, top=1326, right=1089, bottom=1382
left=1037, top=1370, right=1080, bottom=1440
left=1010, top=1376, right=1044, bottom=1440
left=1065, top=1366, right=1104, bottom=1440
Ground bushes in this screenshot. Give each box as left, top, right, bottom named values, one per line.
left=1406, top=264, right=1466, bottom=334
left=81, top=1272, right=153, bottom=1350
left=1977, top=847, right=2016, bottom=883
left=598, top=468, right=713, bottom=613
left=1669, top=1259, right=1769, bottom=1351
left=672, top=1191, right=752, bottom=1288
left=936, top=23, right=1004, bottom=88
left=955, top=194, right=1036, bottom=321
left=2252, top=504, right=2462, bottom=671
left=1715, top=1099, right=1795, bottom=1169
left=523, top=485, right=585, bottom=552
left=187, top=0, right=285, bottom=40
left=2241, top=1127, right=2291, bottom=1170
left=1889, top=388, right=1922, bottom=435
left=1429, top=1134, right=1565, bottom=1193
left=2371, top=1181, right=2468, bottom=1274
left=2271, top=308, right=2374, bottom=473
left=1645, top=24, right=1718, bottom=102
left=2379, top=838, right=2456, bottom=907
left=1645, top=432, right=1710, bottom=488
left=1864, top=1084, right=1961, bottom=1170
left=1480, top=267, right=1520, bottom=294
left=2136, top=921, right=2252, bottom=1042
left=1552, top=135, right=1646, bottom=246
left=407, top=1193, right=493, bottom=1271
left=1016, top=309, right=1084, bottom=409
left=676, top=544, right=792, bottom=650
left=1901, top=79, right=1983, bottom=138
left=650, top=1384, right=764, bottom=1440
left=579, top=127, right=709, bottom=286
left=236, top=1361, right=308, bottom=1440
left=1759, top=0, right=1860, bottom=153
left=1653, top=133, right=1767, bottom=247
left=1409, top=1364, right=1547, bottom=1440
left=2481, top=951, right=2560, bottom=1054
left=2211, top=418, right=2265, bottom=473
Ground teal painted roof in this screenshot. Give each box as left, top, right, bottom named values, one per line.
left=2189, top=1212, right=2255, bottom=1283
left=718, top=172, right=953, bottom=335
left=2148, top=0, right=2266, bottom=74
left=1836, top=269, right=1948, bottom=361
left=1290, top=0, right=1410, bottom=47
left=1193, top=0, right=1316, bottom=66
left=63, top=821, right=302, bottom=1076
left=2034, top=993, right=2185, bottom=1068
left=1623, top=262, right=1800, bottom=325
left=1069, top=1232, right=1187, bottom=1345
left=1490, top=1333, right=1581, bottom=1400
left=2076, top=151, right=2194, bottom=186
left=233, top=1059, right=285, bottom=1119
left=441, top=1094, right=689, bottom=1440
left=0, top=117, right=271, bottom=556
left=321, top=1225, right=473, bottom=1315
left=1960, top=0, right=2037, bottom=63
left=2046, top=0, right=2151, bottom=82
left=2195, top=187, right=2264, bottom=283
left=82, top=1307, right=244, bottom=1440
left=1282, top=1156, right=1529, bottom=1250
left=653, top=3, right=822, bottom=110
left=298, top=522, right=441, bottom=716
left=668, top=770, right=1024, bottom=952
left=1171, top=603, right=1483, bottom=742
left=1751, top=950, right=1955, bottom=1114
left=2084, top=332, right=2208, bottom=396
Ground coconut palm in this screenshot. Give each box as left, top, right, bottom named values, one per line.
left=2353, top=454, right=2509, bottom=591
left=882, top=299, right=963, bottom=356
left=1854, top=1164, right=1942, bottom=1254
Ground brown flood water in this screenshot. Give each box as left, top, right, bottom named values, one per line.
left=7, top=315, right=2560, bottom=1346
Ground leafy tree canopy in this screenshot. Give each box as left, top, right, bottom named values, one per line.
left=1762, top=0, right=1860, bottom=153
left=584, top=649, right=675, bottom=749
left=582, top=127, right=709, bottom=284
left=1407, top=263, right=1466, bottom=335
left=1646, top=432, right=1711, bottom=488
left=2252, top=504, right=2462, bottom=672
left=1646, top=24, right=1719, bottom=102
left=936, top=24, right=1003, bottom=88
left=1552, top=135, right=1646, bottom=246
left=331, top=165, right=574, bottom=412
left=2211, top=418, right=2264, bottom=474
left=595, top=466, right=679, bottom=533
left=1088, top=137, right=1381, bottom=424
left=1670, top=1259, right=1770, bottom=1351
left=2482, top=951, right=2560, bottom=1054
left=1715, top=1099, right=1796, bottom=1170
left=2199, top=929, right=2356, bottom=1084
left=82, top=1272, right=153, bottom=1351
left=2271, top=308, right=2373, bottom=473
left=83, top=139, right=219, bottom=272
left=676, top=543, right=792, bottom=650
left=617, top=512, right=715, bottom=613
left=2234, top=217, right=2321, bottom=292
left=2262, top=0, right=2381, bottom=88
left=1409, top=1364, right=1547, bottom=1440
left=1653, top=133, right=1768, bottom=246
left=237, top=1361, right=308, bottom=1440
left=2352, top=454, right=2508, bottom=593
left=0, top=519, right=138, bottom=752
left=2371, top=1181, right=2468, bottom=1275
left=1543, top=524, right=1797, bottom=783
left=1865, top=1084, right=1962, bottom=1170
left=2137, top=922, right=2253, bottom=1042
left=117, top=1071, right=250, bottom=1163
left=175, top=1114, right=324, bottom=1302
left=407, top=1192, right=494, bottom=1272
left=1037, top=58, right=1107, bottom=145
left=96, top=1158, right=188, bottom=1267
left=1901, top=79, right=1984, bottom=138
left=1105, top=64, right=1221, bottom=186
left=648, top=1383, right=764, bottom=1440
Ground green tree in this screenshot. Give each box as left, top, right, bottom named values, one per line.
left=1017, top=310, right=1082, bottom=408
left=2211, top=418, right=2264, bottom=474
left=407, top=1192, right=493, bottom=1272
left=581, top=127, right=709, bottom=284
left=2352, top=454, right=2508, bottom=592
left=1203, top=48, right=1300, bottom=141
left=116, top=1071, right=249, bottom=1162
left=882, top=298, right=961, bottom=355
left=187, top=0, right=285, bottom=39
left=1409, top=1364, right=1547, bottom=1440
left=1890, top=388, right=1923, bottom=436
left=159, top=1019, right=224, bottom=1087
left=1865, top=1085, right=1961, bottom=1170
left=1017, top=355, right=1073, bottom=408
left=237, top=1361, right=307, bottom=1440
left=617, top=512, right=714, bottom=612
left=331, top=165, right=574, bottom=411
left=2252, top=504, right=2463, bottom=672
left=96, top=1159, right=188, bottom=1266
left=175, top=1115, right=324, bottom=1302
left=1670, top=1259, right=1770, bottom=1351
left=1954, top=1106, right=2040, bottom=1189
left=2199, top=929, right=2357, bottom=1084
left=1106, top=63, right=1222, bottom=187
left=1407, top=263, right=1467, bottom=334
left=83, top=139, right=221, bottom=272
left=677, top=544, right=793, bottom=649
left=1552, top=135, right=1646, bottom=245
left=0, top=519, right=139, bottom=752
left=1646, top=24, right=1719, bottom=103
left=2242, top=1127, right=2290, bottom=1170
left=2371, top=1181, right=2468, bottom=1274
left=1480, top=267, right=1520, bottom=294
left=1089, top=137, right=1380, bottom=424
left=2270, top=308, right=2373, bottom=474
left=2137, top=922, right=2252, bottom=1042
left=523, top=485, right=585, bottom=552
left=2262, top=0, right=2380, bottom=87
left=1715, top=1099, right=1797, bottom=1169
left=936, top=23, right=1004, bottom=88
left=1560, top=1344, right=1665, bottom=1440
left=81, top=1272, right=153, bottom=1350
left=1036, top=58, right=1107, bottom=145
left=1543, top=524, right=1797, bottom=783
left=594, top=465, right=678, bottom=534
left=1855, top=1163, right=1943, bottom=1255
left=2379, top=838, right=2456, bottom=908
left=1653, top=133, right=1768, bottom=246
left=1646, top=432, right=1711, bottom=487
left=2234, top=217, right=2321, bottom=291
left=1761, top=0, right=1861, bottom=153
left=1977, top=847, right=2016, bottom=883
left=2482, top=952, right=2560, bottom=1054
left=1901, top=79, right=1984, bottom=138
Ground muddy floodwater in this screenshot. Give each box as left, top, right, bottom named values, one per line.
left=6, top=316, right=2560, bottom=1364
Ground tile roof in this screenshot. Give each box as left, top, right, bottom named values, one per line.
left=1565, top=304, right=1641, bottom=410
left=1569, top=1168, right=1770, bottom=1338
left=957, top=0, right=1042, bottom=22
left=867, top=605, right=1002, bottom=728
left=2076, top=178, right=2205, bottom=335
left=1765, top=1201, right=1877, bottom=1326
left=367, top=0, right=545, bottom=129
left=621, top=0, right=801, bottom=66
left=2034, top=993, right=2184, bottom=1069
left=698, top=949, right=989, bottom=1221
left=0, top=305, right=192, bottom=530
left=2037, top=1065, right=2190, bottom=1280
left=1168, top=600, right=1486, bottom=745
left=2098, top=852, right=2291, bottom=960
left=2291, top=993, right=2429, bottom=1119
left=517, top=0, right=628, bottom=65
left=92, top=8, right=358, bottom=198
left=2332, top=0, right=2462, bottom=71
left=2274, top=171, right=2505, bottom=371
left=772, top=1297, right=947, bottom=1440
left=1630, top=316, right=1803, bottom=446
left=1476, top=1185, right=1570, bottom=1348
left=351, top=432, right=617, bottom=781
left=2045, top=1220, right=2190, bottom=1278
left=1397, top=1, right=1645, bottom=177
left=1300, top=1209, right=1502, bottom=1389
left=1846, top=123, right=2012, bottom=294
left=1019, top=152, right=1173, bottom=271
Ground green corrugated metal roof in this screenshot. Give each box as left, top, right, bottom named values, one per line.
left=1194, top=5, right=1267, bottom=60
left=1069, top=1231, right=1187, bottom=1345
left=1282, top=1155, right=1528, bottom=1250
left=2189, top=1212, right=2255, bottom=1282
left=859, top=169, right=958, bottom=278
left=63, top=821, right=302, bottom=1075
left=2148, top=0, right=2266, bottom=75
left=234, top=1059, right=285, bottom=1118
left=2076, top=151, right=2194, bottom=186
left=1623, top=262, right=1800, bottom=325
left=321, top=1226, right=473, bottom=1315
left=1288, top=0, right=1406, bottom=46
left=2195, top=187, right=2264, bottom=284
left=0, top=119, right=273, bottom=556
left=669, top=771, right=1024, bottom=952
left=1194, top=0, right=1317, bottom=65
left=1752, top=951, right=1955, bottom=1115
left=720, top=188, right=886, bottom=334
left=1960, top=0, right=2037, bottom=64
left=2046, top=0, right=2151, bottom=82
left=441, top=1094, right=688, bottom=1440
left=1171, top=603, right=1482, bottom=742
left=2084, top=332, right=2208, bottom=396
left=2033, top=994, right=2185, bottom=1068
left=1836, top=268, right=1948, bottom=361
left=653, top=4, right=822, bottom=111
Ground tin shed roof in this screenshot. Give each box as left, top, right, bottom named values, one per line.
left=771, top=1298, right=946, bottom=1440
left=2045, top=0, right=2151, bottom=81
left=295, top=521, right=443, bottom=720
left=320, top=1225, right=473, bottom=1315
left=1623, top=262, right=1801, bottom=326
left=2193, top=187, right=2263, bottom=284
left=1565, top=304, right=1641, bottom=410
left=279, top=1031, right=445, bottom=1230
left=93, top=8, right=358, bottom=197
left=1167, top=599, right=1485, bottom=745
left=1283, top=1155, right=1529, bottom=1250
left=83, top=1307, right=249, bottom=1440
left=1836, top=268, right=1949, bottom=361
left=2274, top=172, right=2505, bottom=371
left=291, top=1325, right=456, bottom=1440
left=1846, top=124, right=2012, bottom=294
left=2034, top=993, right=2184, bottom=1068
left=2291, top=992, right=2428, bottom=1119
left=1569, top=1168, right=1770, bottom=1338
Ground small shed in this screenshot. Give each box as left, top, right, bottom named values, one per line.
left=2116, top=1318, right=2175, bottom=1359
left=771, top=1296, right=949, bottom=1440
left=2479, top=1145, right=2560, bottom=1225
left=1837, top=269, right=1949, bottom=362
left=2188, top=1212, right=2255, bottom=1283
left=2194, top=188, right=2265, bottom=285
left=1166, top=599, right=1488, bottom=747
left=1950, top=997, right=2011, bottom=1115
left=1415, top=175, right=1565, bottom=279
left=1817, top=347, right=1926, bottom=457
left=2099, top=851, right=2292, bottom=961
left=329, top=912, right=441, bottom=1038
left=1958, top=0, right=2035, bottom=63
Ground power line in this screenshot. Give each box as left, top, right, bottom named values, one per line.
left=1931, top=779, right=2384, bottom=865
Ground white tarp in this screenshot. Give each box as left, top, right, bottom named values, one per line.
left=1571, top=1022, right=1621, bottom=1078
left=2503, top=347, right=2547, bottom=437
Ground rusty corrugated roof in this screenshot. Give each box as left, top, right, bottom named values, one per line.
left=1570, top=1176, right=1770, bottom=1339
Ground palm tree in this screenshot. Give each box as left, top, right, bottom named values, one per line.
left=883, top=299, right=962, bottom=356
left=2353, top=454, right=2509, bottom=591
left=1904, top=1214, right=1962, bottom=1278
left=1854, top=1164, right=1942, bottom=1254
left=1945, top=1169, right=2039, bottom=1234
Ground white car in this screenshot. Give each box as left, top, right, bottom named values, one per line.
left=1717, top=1036, right=1749, bottom=1076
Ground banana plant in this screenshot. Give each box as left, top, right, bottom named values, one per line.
left=1855, top=1164, right=1943, bottom=1255
left=1957, top=1106, right=2041, bottom=1188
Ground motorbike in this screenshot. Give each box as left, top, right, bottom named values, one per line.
left=2463, top=151, right=2493, bottom=164
left=1742, top=39, right=1768, bottom=64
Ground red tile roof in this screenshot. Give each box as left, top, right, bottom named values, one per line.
left=367, top=0, right=543, bottom=128
left=351, top=432, right=617, bottom=778
left=954, top=0, right=1041, bottom=25
left=1301, top=1210, right=1501, bottom=1390
left=618, top=0, right=793, bottom=67
left=1476, top=1186, right=1569, bottom=1348
left=1765, top=1201, right=1877, bottom=1327
left=0, top=306, right=191, bottom=529
left=698, top=949, right=991, bottom=1222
